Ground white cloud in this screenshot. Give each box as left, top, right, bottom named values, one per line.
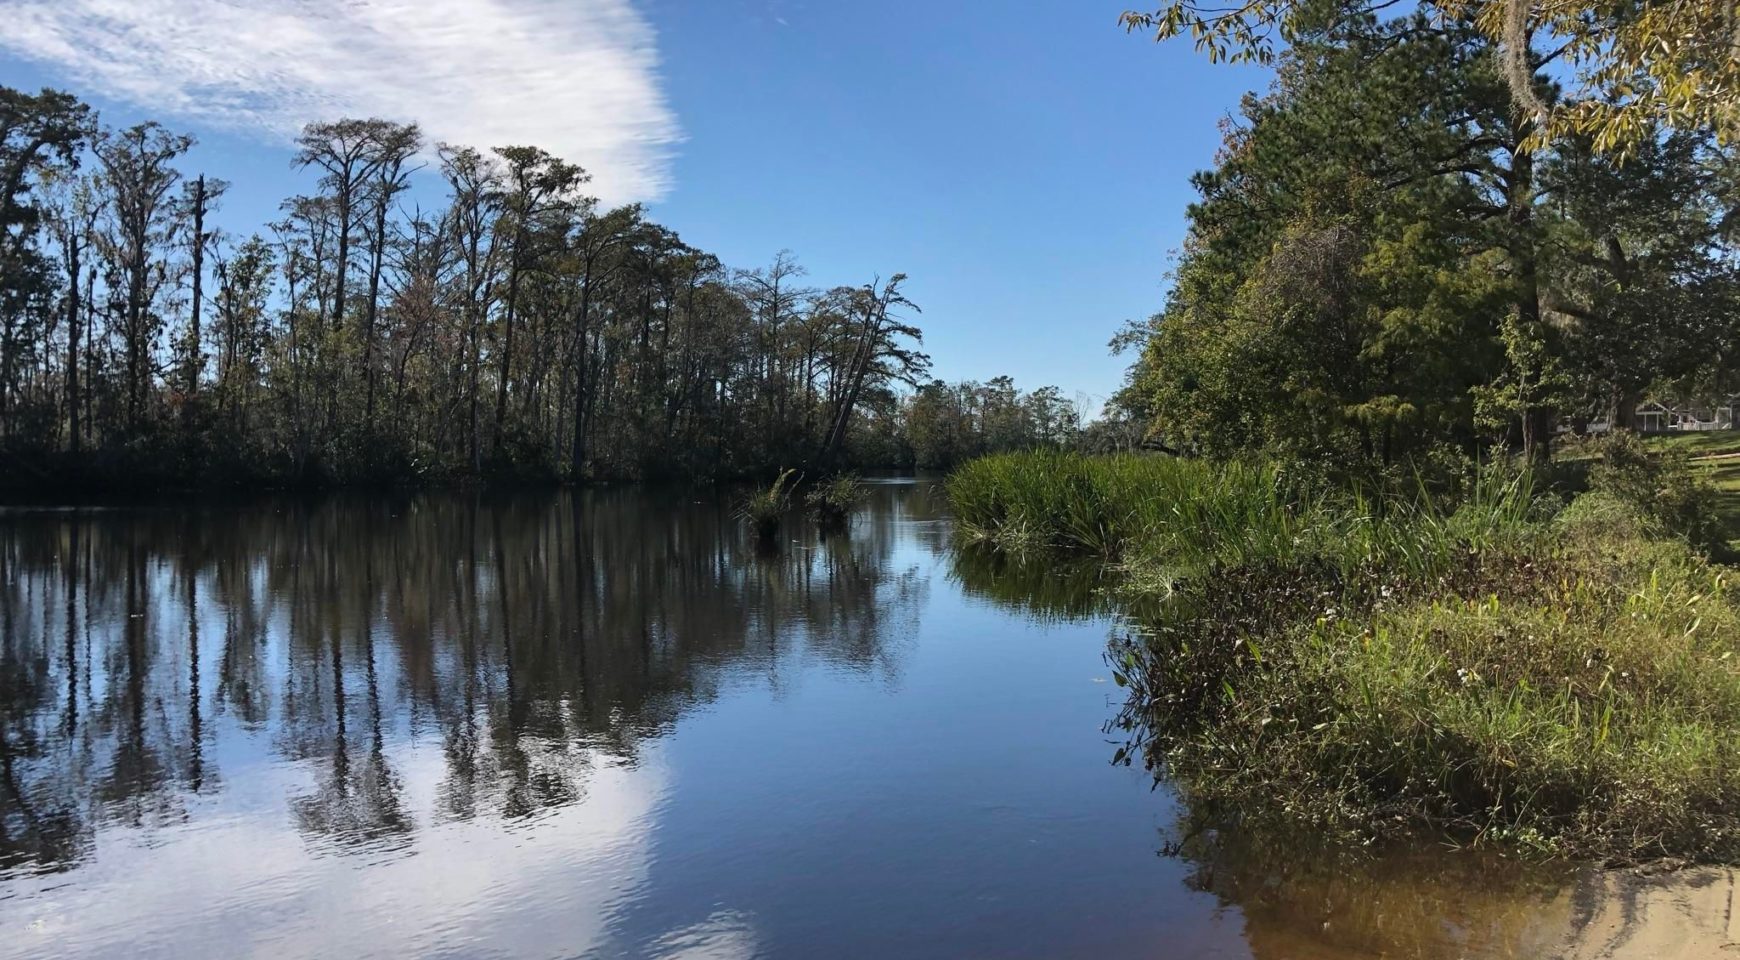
left=0, top=0, right=680, bottom=204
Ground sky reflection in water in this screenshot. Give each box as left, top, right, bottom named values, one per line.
left=0, top=482, right=1582, bottom=959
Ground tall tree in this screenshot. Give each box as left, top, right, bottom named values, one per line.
left=358, top=122, right=420, bottom=426
left=94, top=122, right=192, bottom=433
left=437, top=144, right=503, bottom=475
left=818, top=275, right=930, bottom=464
left=294, top=119, right=396, bottom=333
left=0, top=88, right=90, bottom=440
left=489, top=145, right=585, bottom=456
left=177, top=173, right=228, bottom=404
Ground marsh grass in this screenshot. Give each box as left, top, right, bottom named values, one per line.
left=739, top=468, right=798, bottom=542
left=950, top=450, right=1740, bottom=861
left=946, top=450, right=1535, bottom=578
left=805, top=474, right=865, bottom=529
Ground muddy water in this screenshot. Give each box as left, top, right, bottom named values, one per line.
left=0, top=482, right=1724, bottom=958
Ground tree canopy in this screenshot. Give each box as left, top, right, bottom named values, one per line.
left=1122, top=0, right=1740, bottom=153
left=1115, top=1, right=1740, bottom=474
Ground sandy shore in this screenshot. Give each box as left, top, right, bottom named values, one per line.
left=1560, top=866, right=1740, bottom=958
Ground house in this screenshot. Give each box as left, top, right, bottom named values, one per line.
left=1634, top=397, right=1739, bottom=433
left=1636, top=400, right=1672, bottom=433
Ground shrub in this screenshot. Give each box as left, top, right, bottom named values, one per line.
left=1586, top=431, right=1724, bottom=553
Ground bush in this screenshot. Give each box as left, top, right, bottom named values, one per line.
left=1586, top=431, right=1724, bottom=553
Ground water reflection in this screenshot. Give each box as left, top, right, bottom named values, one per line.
left=0, top=488, right=924, bottom=880
left=0, top=483, right=1676, bottom=959
left=1163, top=819, right=1579, bottom=959
left=947, top=544, right=1115, bottom=623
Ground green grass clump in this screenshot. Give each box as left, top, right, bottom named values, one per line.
left=949, top=450, right=1740, bottom=861
left=945, top=449, right=1535, bottom=580
left=1111, top=497, right=1740, bottom=861
left=944, top=450, right=1307, bottom=569
left=739, top=468, right=797, bottom=542
left=804, top=474, right=865, bottom=529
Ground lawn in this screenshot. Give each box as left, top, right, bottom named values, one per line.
left=1641, top=431, right=1740, bottom=460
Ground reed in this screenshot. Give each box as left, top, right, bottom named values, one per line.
left=805, top=473, right=865, bottom=529
left=739, top=468, right=797, bottom=542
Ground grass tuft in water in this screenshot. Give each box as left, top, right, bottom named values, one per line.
left=805, top=473, right=864, bottom=529
left=739, top=468, right=798, bottom=542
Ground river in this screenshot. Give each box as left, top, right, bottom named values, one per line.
left=0, top=480, right=1719, bottom=958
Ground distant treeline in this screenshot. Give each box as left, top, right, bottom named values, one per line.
left=0, top=86, right=984, bottom=490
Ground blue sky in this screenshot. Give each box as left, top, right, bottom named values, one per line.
left=0, top=0, right=1265, bottom=411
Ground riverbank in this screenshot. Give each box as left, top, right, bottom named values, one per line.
left=0, top=443, right=910, bottom=504
left=947, top=450, right=1740, bottom=863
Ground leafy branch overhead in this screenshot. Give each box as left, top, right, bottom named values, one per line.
left=1122, top=0, right=1740, bottom=152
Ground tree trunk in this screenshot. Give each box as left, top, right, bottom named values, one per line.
left=362, top=194, right=388, bottom=428
left=1507, top=139, right=1551, bottom=464
left=186, top=175, right=206, bottom=403
left=570, top=267, right=595, bottom=477
left=493, top=240, right=524, bottom=459
left=65, top=232, right=81, bottom=455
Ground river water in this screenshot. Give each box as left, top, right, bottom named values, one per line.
left=0, top=481, right=1618, bottom=958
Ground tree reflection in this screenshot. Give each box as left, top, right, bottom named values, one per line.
left=1158, top=815, right=1585, bottom=960
left=946, top=543, right=1113, bottom=624
left=0, top=485, right=921, bottom=874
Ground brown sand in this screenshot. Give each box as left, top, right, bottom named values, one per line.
left=1559, top=866, right=1740, bottom=959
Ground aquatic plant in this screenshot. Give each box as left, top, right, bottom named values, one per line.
left=739, top=469, right=798, bottom=542
left=944, top=450, right=1535, bottom=578
left=805, top=473, right=865, bottom=529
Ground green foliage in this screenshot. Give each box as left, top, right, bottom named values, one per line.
left=804, top=473, right=864, bottom=528
left=952, top=450, right=1740, bottom=860
left=904, top=376, right=1081, bottom=469
left=1585, top=431, right=1726, bottom=554
left=1117, top=4, right=1740, bottom=477
left=1124, top=12, right=1516, bottom=471
left=739, top=469, right=798, bottom=542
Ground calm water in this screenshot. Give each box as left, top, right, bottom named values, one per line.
left=0, top=482, right=1591, bottom=959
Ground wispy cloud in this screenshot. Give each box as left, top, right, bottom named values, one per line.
left=0, top=0, right=680, bottom=203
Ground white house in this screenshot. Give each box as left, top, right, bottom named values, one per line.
left=1633, top=397, right=1740, bottom=433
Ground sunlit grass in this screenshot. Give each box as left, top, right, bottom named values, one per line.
left=804, top=473, right=864, bottom=529
left=950, top=450, right=1740, bottom=861
left=1641, top=431, right=1740, bottom=459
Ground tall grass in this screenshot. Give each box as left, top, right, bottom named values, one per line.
left=805, top=473, right=864, bottom=529
left=738, top=468, right=797, bottom=542
left=946, top=450, right=1535, bottom=580
left=948, top=450, right=1740, bottom=861
left=946, top=451, right=1300, bottom=563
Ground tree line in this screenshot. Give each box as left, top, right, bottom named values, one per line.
left=0, top=87, right=947, bottom=488
left=1113, top=0, right=1740, bottom=476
